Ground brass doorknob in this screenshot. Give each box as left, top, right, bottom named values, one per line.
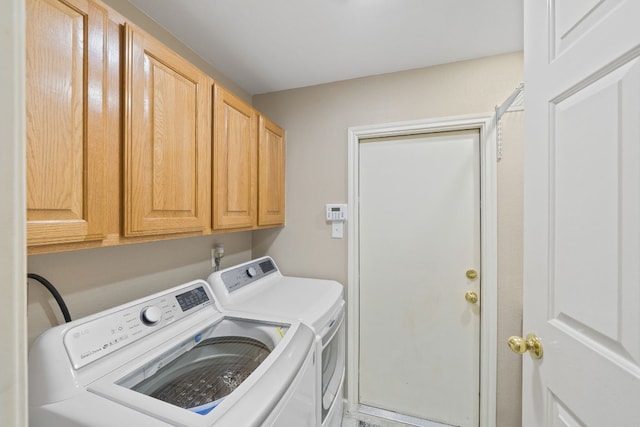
left=464, top=291, right=478, bottom=304
left=507, top=333, right=543, bottom=359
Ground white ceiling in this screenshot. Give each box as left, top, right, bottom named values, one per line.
left=128, top=0, right=523, bottom=95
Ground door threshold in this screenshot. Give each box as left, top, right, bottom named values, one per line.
left=358, top=405, right=455, bottom=427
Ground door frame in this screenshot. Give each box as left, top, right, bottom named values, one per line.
left=346, top=114, right=497, bottom=427
left=0, top=0, right=27, bottom=423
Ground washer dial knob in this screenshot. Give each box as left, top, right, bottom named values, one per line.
left=140, top=306, right=162, bottom=326
left=246, top=267, right=258, bottom=278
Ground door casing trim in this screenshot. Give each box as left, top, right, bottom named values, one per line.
left=0, top=0, right=27, bottom=424
left=346, top=114, right=497, bottom=427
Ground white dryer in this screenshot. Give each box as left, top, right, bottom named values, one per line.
left=207, top=257, right=345, bottom=427
left=29, top=279, right=317, bottom=427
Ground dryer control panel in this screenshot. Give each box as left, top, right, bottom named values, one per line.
left=220, top=258, right=278, bottom=293
left=63, top=281, right=213, bottom=370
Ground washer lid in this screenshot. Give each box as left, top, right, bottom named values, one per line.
left=87, top=318, right=315, bottom=427
left=224, top=276, right=343, bottom=331
left=208, top=257, right=345, bottom=331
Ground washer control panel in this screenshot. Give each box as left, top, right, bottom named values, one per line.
left=220, top=258, right=278, bottom=293
left=63, top=282, right=213, bottom=369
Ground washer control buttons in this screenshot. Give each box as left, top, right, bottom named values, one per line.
left=246, top=266, right=258, bottom=278
left=140, top=306, right=163, bottom=326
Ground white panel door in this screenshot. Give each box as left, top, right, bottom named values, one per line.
left=524, top=0, right=640, bottom=425
left=359, top=130, right=480, bottom=427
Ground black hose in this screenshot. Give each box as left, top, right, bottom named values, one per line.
left=27, top=273, right=72, bottom=323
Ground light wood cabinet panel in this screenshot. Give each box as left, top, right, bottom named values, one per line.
left=26, top=0, right=108, bottom=246
left=258, top=115, right=285, bottom=227
left=123, top=23, right=210, bottom=237
left=25, top=0, right=286, bottom=254
left=212, top=86, right=257, bottom=230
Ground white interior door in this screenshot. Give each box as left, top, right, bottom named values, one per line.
left=524, top=1, right=640, bottom=425
left=358, top=130, right=480, bottom=427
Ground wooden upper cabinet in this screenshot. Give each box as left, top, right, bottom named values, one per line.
left=212, top=86, right=257, bottom=230
left=123, top=23, right=210, bottom=237
left=258, top=116, right=285, bottom=227
left=26, top=0, right=108, bottom=247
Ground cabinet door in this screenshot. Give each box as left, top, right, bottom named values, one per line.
left=123, top=24, right=209, bottom=237
left=212, top=86, right=257, bottom=230
left=258, top=116, right=285, bottom=227
left=26, top=0, right=107, bottom=246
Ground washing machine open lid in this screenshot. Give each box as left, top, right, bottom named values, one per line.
left=89, top=315, right=315, bottom=427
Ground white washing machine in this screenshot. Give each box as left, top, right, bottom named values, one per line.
left=207, top=257, right=345, bottom=427
left=29, top=279, right=317, bottom=427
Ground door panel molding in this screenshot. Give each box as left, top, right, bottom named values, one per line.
left=346, top=114, right=497, bottom=427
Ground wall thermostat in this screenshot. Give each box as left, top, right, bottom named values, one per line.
left=326, top=204, right=348, bottom=221
left=325, top=204, right=347, bottom=238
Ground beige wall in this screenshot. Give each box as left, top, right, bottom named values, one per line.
left=253, top=52, right=524, bottom=426
left=497, top=111, right=524, bottom=427
left=28, top=233, right=253, bottom=345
